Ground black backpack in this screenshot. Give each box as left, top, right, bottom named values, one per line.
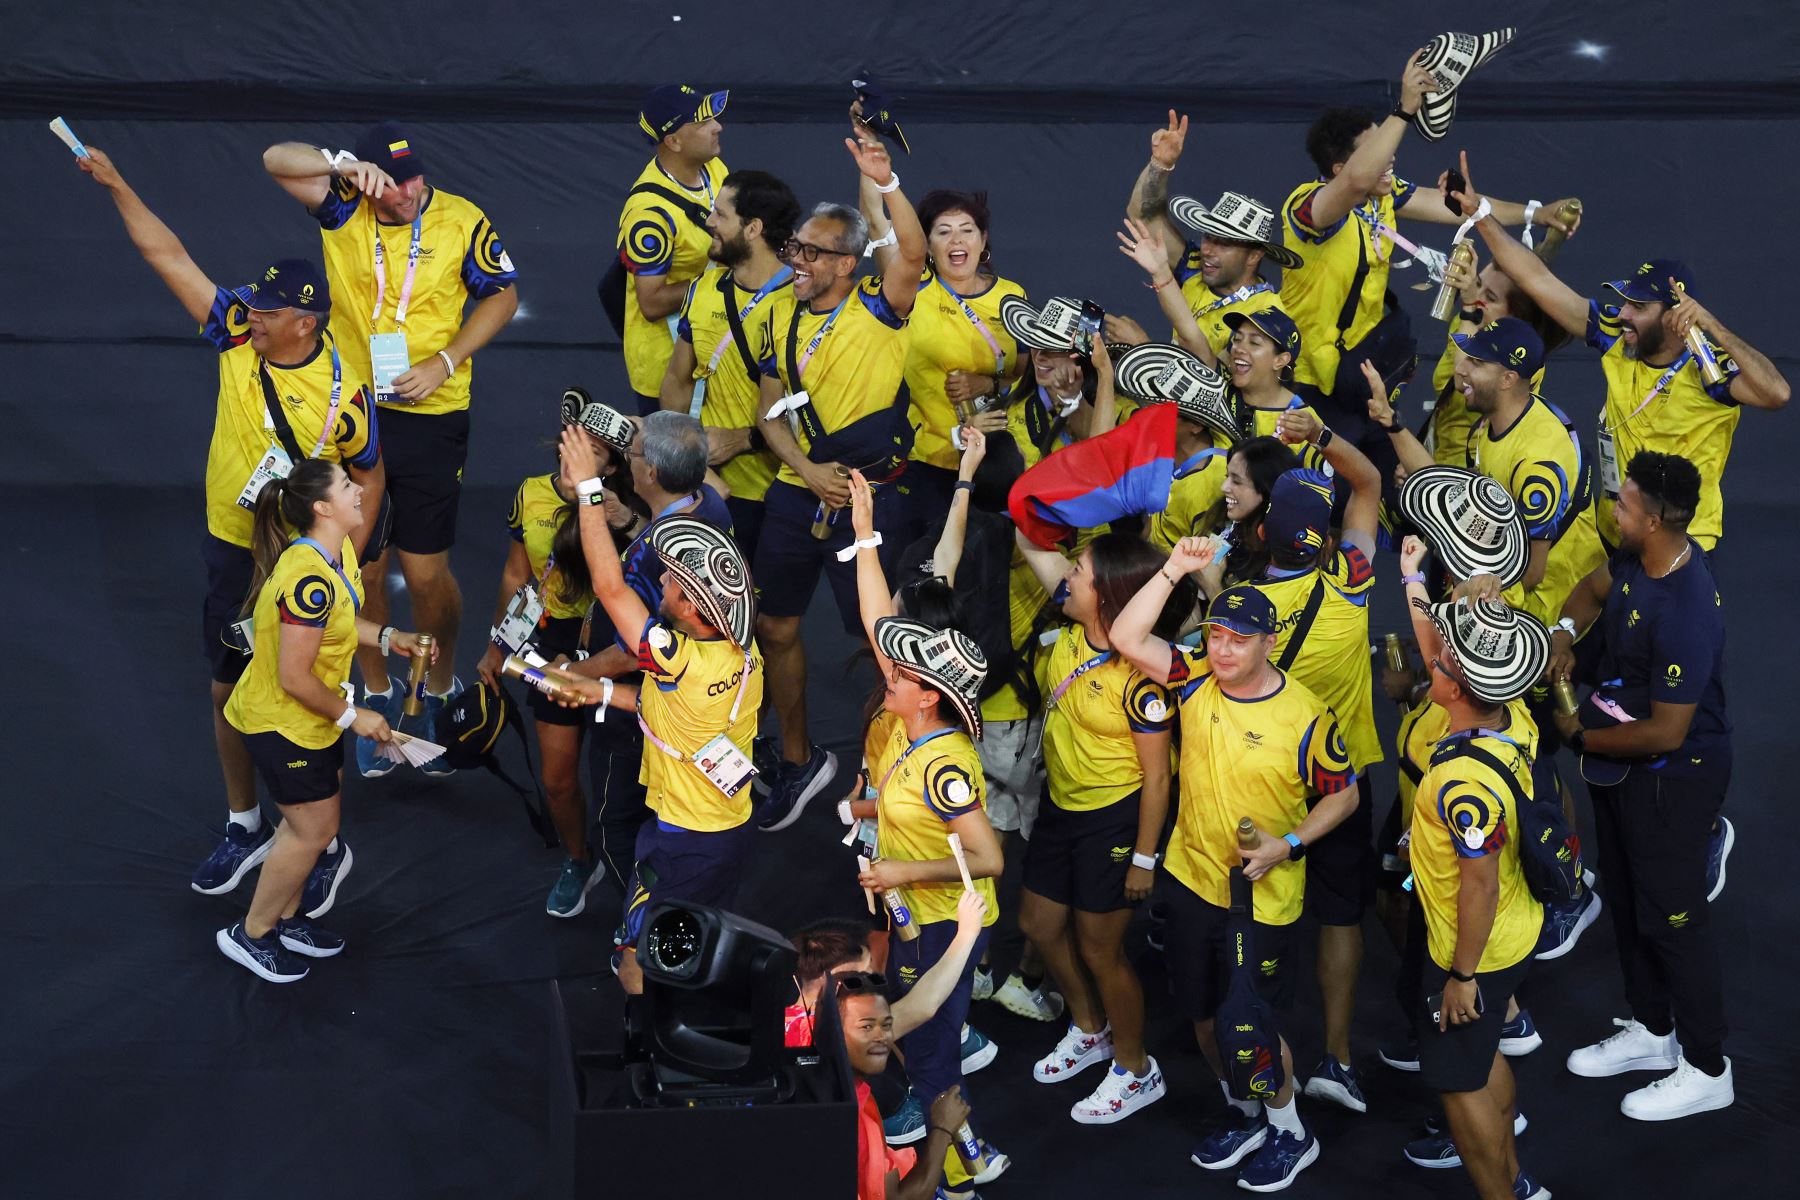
left=1445, top=737, right=1586, bottom=906
left=597, top=183, right=713, bottom=337
left=441, top=682, right=558, bottom=848
left=1214, top=867, right=1287, bottom=1103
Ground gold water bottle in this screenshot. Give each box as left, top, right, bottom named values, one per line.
left=1384, top=632, right=1407, bottom=673
left=1237, top=817, right=1261, bottom=852
left=402, top=632, right=433, bottom=718
left=1534, top=198, right=1582, bottom=263
left=1673, top=283, right=1726, bottom=386
left=1553, top=677, right=1579, bottom=718
left=810, top=465, right=851, bottom=540
left=1430, top=240, right=1478, bottom=322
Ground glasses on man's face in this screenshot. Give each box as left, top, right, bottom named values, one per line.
left=780, top=238, right=854, bottom=264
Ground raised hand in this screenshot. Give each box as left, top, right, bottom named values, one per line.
left=1149, top=109, right=1188, bottom=170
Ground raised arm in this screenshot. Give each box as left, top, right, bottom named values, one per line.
left=262, top=140, right=395, bottom=211
left=1670, top=287, right=1792, bottom=411
left=77, top=147, right=215, bottom=324
left=1112, top=537, right=1215, bottom=685
left=1361, top=359, right=1435, bottom=475
left=1305, top=53, right=1436, bottom=231
left=1398, top=535, right=1446, bottom=665
left=1399, top=175, right=1582, bottom=233
left=928, top=429, right=987, bottom=586
left=891, top=889, right=987, bottom=1038
left=1124, top=110, right=1191, bottom=268
left=559, top=428, right=650, bottom=639
left=1453, top=154, right=1589, bottom=338
left=848, top=470, right=897, bottom=655
left=858, top=171, right=899, bottom=276
left=1014, top=527, right=1073, bottom=598
left=1117, top=217, right=1215, bottom=361
left=847, top=128, right=924, bottom=318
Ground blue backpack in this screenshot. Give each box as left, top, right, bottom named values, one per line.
left=1449, top=739, right=1586, bottom=906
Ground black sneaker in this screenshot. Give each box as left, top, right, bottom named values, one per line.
left=301, top=839, right=354, bottom=919
left=751, top=736, right=782, bottom=797
left=216, top=922, right=309, bottom=983
left=277, top=917, right=346, bottom=958
left=758, top=746, right=838, bottom=833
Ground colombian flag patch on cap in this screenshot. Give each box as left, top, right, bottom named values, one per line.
left=389, top=139, right=411, bottom=158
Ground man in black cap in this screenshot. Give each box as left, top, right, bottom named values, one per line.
left=619, top=85, right=731, bottom=412
left=75, top=145, right=382, bottom=903
left=264, top=122, right=520, bottom=776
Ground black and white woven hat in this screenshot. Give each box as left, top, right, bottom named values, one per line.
left=650, top=516, right=756, bottom=651
left=1167, top=192, right=1303, bottom=270
left=1418, top=595, right=1550, bottom=705
left=1114, top=343, right=1245, bottom=443
left=874, top=616, right=989, bottom=740
left=559, top=387, right=637, bottom=456
left=1398, top=465, right=1529, bottom=589
left=999, top=295, right=1087, bottom=353
left=1411, top=29, right=1515, bottom=142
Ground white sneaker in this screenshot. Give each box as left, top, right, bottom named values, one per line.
left=1033, top=1022, right=1114, bottom=1082
left=1566, top=1018, right=1681, bottom=1078
left=994, top=973, right=1065, bottom=1022
left=1620, top=1057, right=1734, bottom=1121
left=1071, top=1058, right=1166, bottom=1124
left=971, top=966, right=994, bottom=1002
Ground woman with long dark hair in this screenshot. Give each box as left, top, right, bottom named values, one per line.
left=1196, top=435, right=1303, bottom=597
left=218, top=459, right=432, bottom=982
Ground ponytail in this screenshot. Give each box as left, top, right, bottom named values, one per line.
left=242, top=458, right=341, bottom=615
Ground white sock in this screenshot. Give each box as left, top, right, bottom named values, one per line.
left=228, top=808, right=262, bottom=834
left=325, top=836, right=339, bottom=855
left=1263, top=1094, right=1305, bottom=1138
left=1221, top=1079, right=1259, bottom=1118
left=366, top=681, right=394, bottom=701
left=428, top=676, right=458, bottom=699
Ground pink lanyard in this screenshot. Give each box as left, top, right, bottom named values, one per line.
left=637, top=650, right=754, bottom=761
left=371, top=212, right=424, bottom=327
left=937, top=276, right=1006, bottom=374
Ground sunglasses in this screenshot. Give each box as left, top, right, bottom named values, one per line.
left=780, top=238, right=856, bottom=263
left=834, top=970, right=888, bottom=996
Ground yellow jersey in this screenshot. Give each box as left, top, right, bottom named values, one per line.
left=979, top=545, right=1051, bottom=725
left=506, top=474, right=592, bottom=620
left=1280, top=176, right=1418, bottom=391
left=314, top=181, right=517, bottom=416
left=1393, top=696, right=1531, bottom=836
left=1585, top=300, right=1741, bottom=549
left=1429, top=336, right=1550, bottom=467
left=617, top=157, right=729, bottom=397
left=1163, top=649, right=1354, bottom=924
left=635, top=618, right=763, bottom=832
left=1249, top=545, right=1381, bottom=772
left=1241, top=396, right=1326, bottom=473
left=763, top=277, right=911, bottom=486
left=1471, top=395, right=1606, bottom=626
left=1171, top=255, right=1288, bottom=359
left=1411, top=718, right=1545, bottom=972
left=904, top=270, right=1026, bottom=471
left=872, top=715, right=999, bottom=927
left=1149, top=438, right=1230, bottom=551
left=200, top=288, right=379, bottom=549
left=225, top=535, right=363, bottom=750
left=1036, top=626, right=1172, bottom=811
left=676, top=264, right=790, bottom=502
left=1006, top=387, right=1080, bottom=470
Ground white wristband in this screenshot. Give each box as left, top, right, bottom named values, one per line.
left=863, top=228, right=897, bottom=257
left=591, top=676, right=615, bottom=723
left=336, top=704, right=358, bottom=730
left=576, top=477, right=606, bottom=497
left=835, top=532, right=884, bottom=562
left=874, top=172, right=900, bottom=194
left=436, top=349, right=456, bottom=377
left=1131, top=852, right=1158, bottom=871
left=838, top=799, right=855, bottom=826
left=321, top=148, right=355, bottom=173
left=378, top=625, right=395, bottom=654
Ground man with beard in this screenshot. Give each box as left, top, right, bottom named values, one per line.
left=1453, top=156, right=1790, bottom=555
left=658, top=169, right=801, bottom=563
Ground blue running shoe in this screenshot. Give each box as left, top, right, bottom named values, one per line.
left=1513, top=1170, right=1551, bottom=1199
left=959, top=1024, right=997, bottom=1074
left=190, top=821, right=273, bottom=894
left=967, top=1141, right=1010, bottom=1186
left=1236, top=1127, right=1320, bottom=1192
left=1378, top=1036, right=1420, bottom=1072
left=419, top=676, right=463, bottom=777
left=301, top=839, right=354, bottom=919
left=883, top=1091, right=926, bottom=1147
left=758, top=745, right=837, bottom=832
left=1535, top=888, right=1602, bottom=961
left=1403, top=1130, right=1463, bottom=1170
left=1191, top=1109, right=1268, bottom=1171
left=546, top=857, right=606, bottom=918
left=216, top=922, right=308, bottom=983
left=1302, top=1056, right=1367, bottom=1113
left=356, top=684, right=398, bottom=778
left=1705, top=816, right=1734, bottom=902
left=1501, top=1009, right=1543, bottom=1056
left=277, top=917, right=346, bottom=958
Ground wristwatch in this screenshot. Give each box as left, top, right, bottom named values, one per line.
left=1383, top=412, right=1406, bottom=433
left=1282, top=832, right=1306, bottom=861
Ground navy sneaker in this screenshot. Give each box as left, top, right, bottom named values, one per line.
left=546, top=857, right=606, bottom=918
left=356, top=684, right=398, bottom=778
left=1513, top=1170, right=1551, bottom=1199
left=1501, top=1009, right=1544, bottom=1056
left=1236, top=1127, right=1320, bottom=1192
left=966, top=1141, right=1010, bottom=1186
left=758, top=745, right=838, bottom=833
left=190, top=821, right=273, bottom=895
left=959, top=1024, right=998, bottom=1073
left=1378, top=1036, right=1420, bottom=1072
left=1535, top=888, right=1602, bottom=961
left=1414, top=1109, right=1526, bottom=1165
left=216, top=922, right=309, bottom=983
left=1191, top=1109, right=1268, bottom=1171
left=277, top=917, right=346, bottom=958
left=301, top=839, right=354, bottom=919
left=418, top=677, right=463, bottom=776
left=1705, top=816, right=1734, bottom=902
left=751, top=736, right=781, bottom=797
left=1302, top=1056, right=1367, bottom=1113
left=883, top=1091, right=926, bottom=1146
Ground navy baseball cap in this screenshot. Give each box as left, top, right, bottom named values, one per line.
left=1263, top=468, right=1334, bottom=558
left=1452, top=317, right=1544, bottom=379
left=1203, top=586, right=1279, bottom=637
left=1223, top=308, right=1303, bottom=360
left=233, top=258, right=331, bottom=315
left=639, top=85, right=728, bottom=145
left=1603, top=258, right=1696, bottom=307
left=353, top=121, right=425, bottom=183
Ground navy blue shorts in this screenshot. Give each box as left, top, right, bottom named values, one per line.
left=378, top=407, right=468, bottom=556
left=1305, top=772, right=1375, bottom=927
left=752, top=477, right=905, bottom=633
left=725, top=494, right=766, bottom=568
left=1022, top=790, right=1142, bottom=913
left=525, top=615, right=588, bottom=728
left=1161, top=873, right=1299, bottom=1020
left=618, top=818, right=753, bottom=948
left=201, top=533, right=255, bottom=685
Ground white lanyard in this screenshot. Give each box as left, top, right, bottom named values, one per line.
left=1356, top=207, right=1448, bottom=279
left=1608, top=350, right=1694, bottom=433
left=705, top=267, right=792, bottom=374
left=371, top=212, right=424, bottom=327
left=260, top=338, right=344, bottom=458
left=937, top=276, right=1006, bottom=374
left=795, top=295, right=852, bottom=383
left=1192, top=282, right=1273, bottom=319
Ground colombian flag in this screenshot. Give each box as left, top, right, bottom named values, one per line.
left=389, top=139, right=411, bottom=158
left=1008, top=403, right=1178, bottom=549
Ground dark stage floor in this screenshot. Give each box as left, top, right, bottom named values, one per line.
left=4, top=416, right=1799, bottom=1196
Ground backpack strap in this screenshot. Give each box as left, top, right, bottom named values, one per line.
left=494, top=682, right=559, bottom=848
left=719, top=275, right=766, bottom=383
left=1274, top=575, right=1329, bottom=672
left=628, top=181, right=712, bottom=229
left=1441, top=737, right=1532, bottom=812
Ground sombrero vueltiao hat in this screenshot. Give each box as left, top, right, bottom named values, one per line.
left=1411, top=29, right=1515, bottom=142
left=999, top=295, right=1090, bottom=353
left=1166, top=192, right=1303, bottom=271
left=559, top=387, right=636, bottom=456
left=649, top=516, right=756, bottom=651
left=1113, top=343, right=1246, bottom=443
left=1398, top=465, right=1529, bottom=589
left=874, top=616, right=989, bottom=740
left=1416, top=595, right=1550, bottom=705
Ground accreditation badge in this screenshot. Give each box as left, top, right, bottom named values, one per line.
left=1595, top=417, right=1621, bottom=499
left=236, top=443, right=294, bottom=510
left=693, top=732, right=756, bottom=797
left=370, top=332, right=411, bottom=403
left=492, top=583, right=546, bottom=654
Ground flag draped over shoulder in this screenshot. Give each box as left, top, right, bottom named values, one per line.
left=1007, top=404, right=1178, bottom=549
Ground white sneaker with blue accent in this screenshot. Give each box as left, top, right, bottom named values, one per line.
left=1070, top=1058, right=1164, bottom=1124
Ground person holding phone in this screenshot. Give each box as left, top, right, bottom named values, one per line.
left=1398, top=537, right=1552, bottom=1200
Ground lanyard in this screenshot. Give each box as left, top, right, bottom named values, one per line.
left=1192, top=281, right=1273, bottom=319
left=1609, top=349, right=1694, bottom=433
left=789, top=294, right=852, bottom=386
left=876, top=726, right=960, bottom=796
left=1174, top=445, right=1227, bottom=480
left=371, top=212, right=425, bottom=327
left=293, top=536, right=363, bottom=612
left=936, top=276, right=1006, bottom=374
left=259, top=337, right=344, bottom=459
left=706, top=267, right=792, bottom=374
left=660, top=160, right=716, bottom=209
left=637, top=649, right=755, bottom=759
left=1046, top=647, right=1114, bottom=711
